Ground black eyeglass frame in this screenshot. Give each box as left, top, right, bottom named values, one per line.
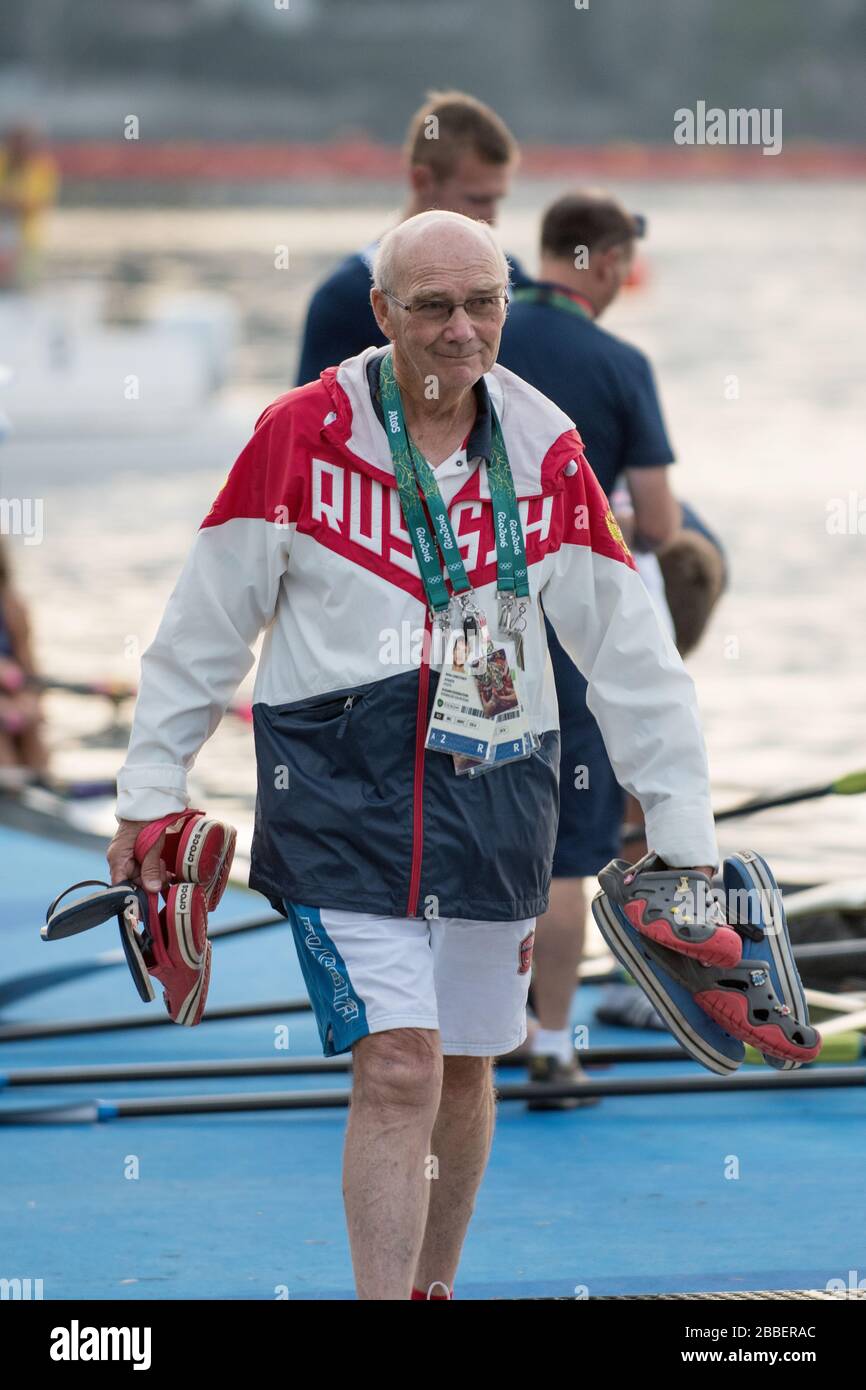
left=380, top=289, right=511, bottom=321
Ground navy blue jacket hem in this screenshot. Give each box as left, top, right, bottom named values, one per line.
left=248, top=868, right=549, bottom=923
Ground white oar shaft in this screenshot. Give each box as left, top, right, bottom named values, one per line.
left=819, top=1007, right=866, bottom=1038
left=804, top=987, right=866, bottom=1013
left=785, top=879, right=866, bottom=919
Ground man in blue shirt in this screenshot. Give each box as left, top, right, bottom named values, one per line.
left=296, top=90, right=530, bottom=386
left=498, top=191, right=726, bottom=1102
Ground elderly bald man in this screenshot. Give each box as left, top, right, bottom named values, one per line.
left=109, top=209, right=720, bottom=1300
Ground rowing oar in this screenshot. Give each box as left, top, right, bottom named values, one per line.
left=0, top=998, right=311, bottom=1043
left=3, top=1065, right=866, bottom=1125
left=784, top=880, right=866, bottom=920
left=0, top=911, right=284, bottom=1010
left=792, top=939, right=866, bottom=962
left=623, top=768, right=866, bottom=841
left=0, top=1045, right=684, bottom=1089
left=814, top=1007, right=866, bottom=1038
left=3, top=1029, right=863, bottom=1092
left=804, top=987, right=866, bottom=1013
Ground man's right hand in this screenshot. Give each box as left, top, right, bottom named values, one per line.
left=107, top=819, right=168, bottom=894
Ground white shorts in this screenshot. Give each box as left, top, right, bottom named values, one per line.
left=283, top=902, right=535, bottom=1057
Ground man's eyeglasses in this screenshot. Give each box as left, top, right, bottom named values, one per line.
left=382, top=290, right=509, bottom=325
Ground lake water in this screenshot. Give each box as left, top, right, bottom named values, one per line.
left=2, top=181, right=865, bottom=884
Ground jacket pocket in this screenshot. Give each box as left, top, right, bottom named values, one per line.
left=252, top=672, right=419, bottom=905
left=271, top=689, right=367, bottom=722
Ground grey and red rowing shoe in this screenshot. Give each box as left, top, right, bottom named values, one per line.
left=592, top=851, right=822, bottom=1075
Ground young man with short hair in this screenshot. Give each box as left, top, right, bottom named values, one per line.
left=295, top=89, right=529, bottom=386
left=498, top=190, right=726, bottom=1101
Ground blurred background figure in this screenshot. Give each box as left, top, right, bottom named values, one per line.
left=0, top=538, right=49, bottom=782
left=0, top=124, right=59, bottom=292
left=497, top=190, right=726, bottom=1097
left=296, top=89, right=529, bottom=385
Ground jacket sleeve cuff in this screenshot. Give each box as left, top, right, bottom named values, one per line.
left=643, top=800, right=719, bottom=870
left=115, top=765, right=190, bottom=824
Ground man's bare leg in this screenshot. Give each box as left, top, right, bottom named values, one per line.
left=413, top=1054, right=495, bottom=1296
left=344, top=1027, right=443, bottom=1301
left=532, top=877, right=586, bottom=1029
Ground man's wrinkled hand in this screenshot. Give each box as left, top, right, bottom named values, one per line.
left=107, top=819, right=167, bottom=894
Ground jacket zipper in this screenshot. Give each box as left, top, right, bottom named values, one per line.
left=335, top=695, right=357, bottom=739
left=407, top=614, right=431, bottom=916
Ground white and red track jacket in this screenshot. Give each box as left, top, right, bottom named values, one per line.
left=116, top=346, right=718, bottom=921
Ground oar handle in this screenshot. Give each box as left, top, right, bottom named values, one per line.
left=713, top=783, right=831, bottom=823
left=624, top=769, right=866, bottom=841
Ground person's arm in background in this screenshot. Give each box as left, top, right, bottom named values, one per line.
left=622, top=464, right=681, bottom=550
left=541, top=440, right=717, bottom=872
left=614, top=349, right=682, bottom=550
left=108, top=407, right=294, bottom=886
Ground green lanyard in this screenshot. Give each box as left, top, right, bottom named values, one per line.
left=512, top=284, right=593, bottom=320
left=379, top=351, right=471, bottom=618
left=378, top=351, right=529, bottom=621
left=487, top=406, right=529, bottom=600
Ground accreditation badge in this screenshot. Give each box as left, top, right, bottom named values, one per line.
left=457, top=639, right=535, bottom=777
left=426, top=634, right=536, bottom=777
left=425, top=629, right=498, bottom=765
